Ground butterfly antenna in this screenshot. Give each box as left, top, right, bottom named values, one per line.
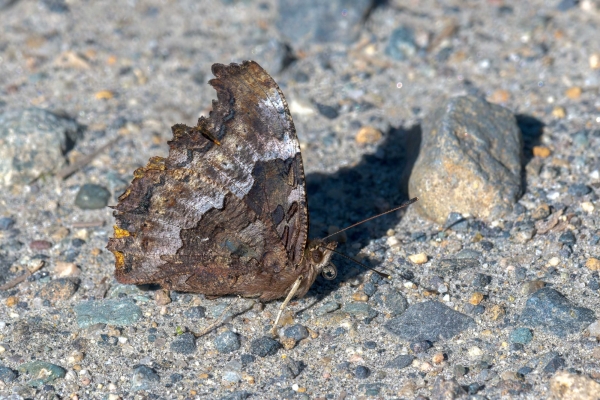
left=318, top=245, right=390, bottom=279
left=321, top=197, right=418, bottom=242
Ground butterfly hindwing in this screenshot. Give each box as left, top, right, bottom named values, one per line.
left=107, top=61, right=309, bottom=299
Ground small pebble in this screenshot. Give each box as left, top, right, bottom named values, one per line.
left=284, top=324, right=309, bottom=341
left=131, top=365, right=159, bottom=391
left=54, top=262, right=81, bottom=277
left=184, top=306, right=206, bottom=319
left=351, top=292, right=369, bottom=302
left=214, top=331, right=241, bottom=354
left=552, top=106, right=566, bottom=119
left=170, top=332, right=196, bottom=355
left=30, top=240, right=53, bottom=250
left=532, top=146, right=551, bottom=158
left=355, top=126, right=382, bottom=144
left=354, top=365, right=370, bottom=379
left=585, top=258, right=600, bottom=271
left=249, top=336, right=281, bottom=357
left=75, top=183, right=111, bottom=210
left=469, top=292, right=484, bottom=305
left=36, top=278, right=79, bottom=301
left=0, top=217, right=16, bottom=230
left=565, top=86, right=582, bottom=99
left=432, top=352, right=445, bottom=364
left=509, top=328, right=533, bottom=344
left=408, top=253, right=428, bottom=264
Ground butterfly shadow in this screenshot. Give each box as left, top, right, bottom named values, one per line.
left=298, top=123, right=422, bottom=307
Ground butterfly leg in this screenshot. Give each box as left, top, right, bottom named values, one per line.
left=273, top=276, right=303, bottom=330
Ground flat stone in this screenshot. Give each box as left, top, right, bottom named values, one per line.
left=18, top=360, right=66, bottom=388
left=384, top=355, right=415, bottom=369
left=408, top=96, right=523, bottom=223
left=36, top=278, right=78, bottom=301
left=276, top=0, right=372, bottom=46
left=519, top=288, right=595, bottom=337
left=342, top=302, right=377, bottom=319
left=385, top=300, right=475, bottom=342
left=0, top=108, right=79, bottom=188
left=170, top=332, right=196, bottom=355
left=74, top=298, right=143, bottom=328
left=249, top=336, right=281, bottom=357
left=384, top=290, right=409, bottom=316
left=314, top=301, right=340, bottom=316
left=509, top=328, right=533, bottom=344
left=75, top=183, right=111, bottom=210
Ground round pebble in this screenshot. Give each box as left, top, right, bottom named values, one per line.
left=353, top=365, right=371, bottom=379
left=408, top=252, right=428, bottom=264
left=75, top=183, right=111, bottom=210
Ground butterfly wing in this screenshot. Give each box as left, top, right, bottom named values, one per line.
left=107, top=61, right=309, bottom=300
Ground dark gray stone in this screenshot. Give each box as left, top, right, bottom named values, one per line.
left=384, top=355, right=414, bottom=369
left=170, top=332, right=196, bottom=355
left=409, top=96, right=523, bottom=224
left=219, top=391, right=253, bottom=400
left=249, top=336, right=281, bottom=357
left=342, top=302, right=377, bottom=318
left=384, top=290, right=408, bottom=316
left=75, top=183, right=111, bottom=210
left=385, top=26, right=418, bottom=61
left=519, top=288, right=595, bottom=337
left=314, top=102, right=339, bottom=119
left=0, top=365, right=18, bottom=382
left=74, top=298, right=143, bottom=328
left=214, top=331, right=241, bottom=354
left=0, top=108, right=80, bottom=187
left=568, top=183, right=592, bottom=197
left=283, top=324, right=309, bottom=341
left=277, top=0, right=372, bottom=45
left=185, top=306, right=206, bottom=319
left=281, top=357, right=304, bottom=379
left=131, top=365, right=159, bottom=391
left=0, top=217, right=15, bottom=231
left=385, top=301, right=475, bottom=342
left=354, top=365, right=370, bottom=379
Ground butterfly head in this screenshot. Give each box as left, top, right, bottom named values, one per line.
left=304, top=239, right=337, bottom=281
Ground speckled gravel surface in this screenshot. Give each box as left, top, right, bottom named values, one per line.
left=1, top=0, right=600, bottom=399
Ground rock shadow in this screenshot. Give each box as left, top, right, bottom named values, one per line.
left=305, top=123, right=422, bottom=299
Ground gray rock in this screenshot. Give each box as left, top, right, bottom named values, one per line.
left=0, top=108, right=79, bottom=187
left=214, top=331, right=241, bottom=354
left=342, top=302, right=377, bottom=319
left=384, top=290, right=408, bottom=316
left=249, top=336, right=281, bottom=357
left=408, top=96, right=523, bottom=224
left=36, top=278, right=78, bottom=301
left=0, top=217, right=15, bottom=231
left=520, top=288, right=595, bottom=337
left=385, top=300, right=475, bottom=342
left=431, top=377, right=468, bottom=400
left=277, top=0, right=372, bottom=45
left=74, top=183, right=111, bottom=210
left=0, top=365, right=18, bottom=382
left=184, top=305, right=206, bottom=319
left=385, top=26, right=418, bottom=61
left=314, top=301, right=340, bottom=316
left=18, top=361, right=66, bottom=388
left=283, top=324, right=309, bottom=341
left=170, top=332, right=196, bottom=355
left=509, top=327, right=533, bottom=344
left=74, top=298, right=143, bottom=328
left=384, top=354, right=414, bottom=369
left=281, top=357, right=304, bottom=379
left=131, top=365, right=159, bottom=391
left=219, top=391, right=253, bottom=400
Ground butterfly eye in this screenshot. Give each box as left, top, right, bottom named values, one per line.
left=321, top=263, right=337, bottom=280
left=311, top=249, right=323, bottom=263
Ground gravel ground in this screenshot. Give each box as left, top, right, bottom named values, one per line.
left=1, top=0, right=600, bottom=399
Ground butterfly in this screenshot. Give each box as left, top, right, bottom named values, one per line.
left=107, top=61, right=338, bottom=325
